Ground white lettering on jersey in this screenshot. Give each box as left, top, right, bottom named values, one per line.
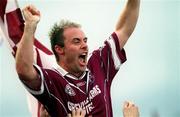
left=89, top=85, right=101, bottom=101
left=67, top=85, right=101, bottom=114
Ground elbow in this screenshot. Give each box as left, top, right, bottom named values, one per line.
left=16, top=62, right=27, bottom=80
left=16, top=62, right=24, bottom=76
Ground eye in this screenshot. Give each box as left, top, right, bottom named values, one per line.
left=73, top=38, right=80, bottom=44
left=84, top=37, right=88, bottom=43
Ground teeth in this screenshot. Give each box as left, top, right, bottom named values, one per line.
left=82, top=53, right=86, bottom=55
left=79, top=54, right=87, bottom=64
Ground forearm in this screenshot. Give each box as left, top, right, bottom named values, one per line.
left=15, top=23, right=36, bottom=80
left=16, top=5, right=40, bottom=82
left=115, top=0, right=140, bottom=49
left=116, top=0, right=140, bottom=35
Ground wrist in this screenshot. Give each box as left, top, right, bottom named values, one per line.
left=24, top=22, right=37, bottom=34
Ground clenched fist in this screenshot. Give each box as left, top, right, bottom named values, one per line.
left=22, top=5, right=40, bottom=29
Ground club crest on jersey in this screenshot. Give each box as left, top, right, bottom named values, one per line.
left=65, top=84, right=76, bottom=96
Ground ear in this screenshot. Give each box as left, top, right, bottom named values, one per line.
left=55, top=45, right=64, bottom=55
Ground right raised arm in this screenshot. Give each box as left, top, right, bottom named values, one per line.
left=15, top=5, right=41, bottom=90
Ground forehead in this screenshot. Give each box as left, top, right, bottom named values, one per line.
left=63, top=27, right=86, bottom=40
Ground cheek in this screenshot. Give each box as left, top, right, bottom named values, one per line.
left=65, top=49, right=78, bottom=62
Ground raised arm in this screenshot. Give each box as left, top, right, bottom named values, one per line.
left=15, top=5, right=41, bottom=89
left=115, top=0, right=140, bottom=49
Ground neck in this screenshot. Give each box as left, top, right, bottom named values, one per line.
left=58, top=62, right=84, bottom=78
left=69, top=72, right=84, bottom=78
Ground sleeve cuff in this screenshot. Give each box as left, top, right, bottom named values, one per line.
left=112, top=32, right=127, bottom=64
left=22, top=64, right=44, bottom=95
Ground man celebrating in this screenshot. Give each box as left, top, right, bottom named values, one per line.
left=15, top=0, right=140, bottom=116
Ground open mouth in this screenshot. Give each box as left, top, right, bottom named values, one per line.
left=79, top=53, right=87, bottom=66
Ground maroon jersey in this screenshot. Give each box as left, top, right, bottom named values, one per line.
left=23, top=32, right=126, bottom=117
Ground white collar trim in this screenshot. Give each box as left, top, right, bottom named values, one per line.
left=54, top=64, right=68, bottom=76
left=54, top=64, right=88, bottom=80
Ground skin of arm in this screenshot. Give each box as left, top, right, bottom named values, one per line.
left=115, top=0, right=140, bottom=49
left=15, top=5, right=41, bottom=90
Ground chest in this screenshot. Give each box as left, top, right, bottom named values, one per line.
left=56, top=72, right=106, bottom=114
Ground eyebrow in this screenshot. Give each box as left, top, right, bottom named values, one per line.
left=72, top=37, right=88, bottom=40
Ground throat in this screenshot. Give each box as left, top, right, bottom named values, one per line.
left=69, top=72, right=84, bottom=79
left=69, top=68, right=87, bottom=79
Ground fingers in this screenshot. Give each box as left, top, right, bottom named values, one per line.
left=123, top=101, right=135, bottom=108
left=23, top=5, right=40, bottom=16
left=76, top=109, right=81, bottom=115
left=123, top=101, right=139, bottom=117
left=22, top=4, right=40, bottom=24
left=74, top=108, right=86, bottom=116
left=76, top=108, right=85, bottom=115
left=22, top=5, right=31, bottom=19
left=68, top=108, right=86, bottom=117
left=81, top=109, right=86, bottom=116
left=27, top=5, right=40, bottom=16
left=72, top=109, right=76, bottom=116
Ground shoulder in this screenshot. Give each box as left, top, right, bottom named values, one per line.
left=34, top=64, right=63, bottom=79
left=44, top=67, right=64, bottom=78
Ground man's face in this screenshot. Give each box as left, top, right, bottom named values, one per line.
left=62, top=27, right=88, bottom=76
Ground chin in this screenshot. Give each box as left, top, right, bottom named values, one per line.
left=79, top=66, right=86, bottom=72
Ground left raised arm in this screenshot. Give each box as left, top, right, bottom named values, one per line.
left=115, top=0, right=140, bottom=49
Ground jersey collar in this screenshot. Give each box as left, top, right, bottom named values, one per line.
left=55, top=64, right=88, bottom=80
